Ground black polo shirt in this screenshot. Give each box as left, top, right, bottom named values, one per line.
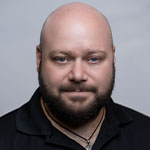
left=0, top=88, right=150, bottom=150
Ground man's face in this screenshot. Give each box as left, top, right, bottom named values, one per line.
left=37, top=17, right=115, bottom=126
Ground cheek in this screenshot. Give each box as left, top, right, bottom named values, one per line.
left=41, top=63, right=70, bottom=88
left=88, top=64, right=113, bottom=88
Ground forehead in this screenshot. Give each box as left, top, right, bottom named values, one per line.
left=41, top=9, right=113, bottom=58
left=42, top=12, right=112, bottom=50
left=42, top=23, right=112, bottom=55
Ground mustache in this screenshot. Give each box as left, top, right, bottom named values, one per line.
left=59, top=84, right=97, bottom=92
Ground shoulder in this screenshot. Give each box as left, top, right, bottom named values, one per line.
left=0, top=109, right=18, bottom=135
left=0, top=109, right=18, bottom=126
left=111, top=102, right=150, bottom=148
left=0, top=109, right=19, bottom=149
left=113, top=102, right=150, bottom=140
left=114, top=102, right=150, bottom=125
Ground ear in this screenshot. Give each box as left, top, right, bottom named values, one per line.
left=112, top=45, right=116, bottom=64
left=36, top=45, right=42, bottom=72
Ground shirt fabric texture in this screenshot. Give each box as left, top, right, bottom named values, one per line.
left=0, top=88, right=150, bottom=150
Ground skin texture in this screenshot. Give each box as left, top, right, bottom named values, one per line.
left=36, top=2, right=115, bottom=148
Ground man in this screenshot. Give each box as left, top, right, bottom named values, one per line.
left=0, top=2, right=150, bottom=150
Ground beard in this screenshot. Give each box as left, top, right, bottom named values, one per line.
left=38, top=62, right=115, bottom=127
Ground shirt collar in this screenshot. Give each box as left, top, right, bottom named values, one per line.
left=16, top=88, right=51, bottom=136
left=106, top=98, right=133, bottom=126
left=92, top=99, right=133, bottom=150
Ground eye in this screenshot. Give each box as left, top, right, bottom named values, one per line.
left=88, top=57, right=100, bottom=63
left=55, top=57, right=67, bottom=63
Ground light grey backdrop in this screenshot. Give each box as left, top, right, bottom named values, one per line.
left=0, top=0, right=150, bottom=116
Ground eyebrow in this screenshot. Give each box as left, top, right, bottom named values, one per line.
left=84, top=50, right=106, bottom=56
left=49, top=49, right=106, bottom=57
left=49, top=49, right=74, bottom=56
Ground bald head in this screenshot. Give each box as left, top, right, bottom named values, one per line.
left=39, top=2, right=113, bottom=51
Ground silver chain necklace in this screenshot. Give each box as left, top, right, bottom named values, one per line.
left=43, top=101, right=105, bottom=150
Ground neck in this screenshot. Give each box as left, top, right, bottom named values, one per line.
left=41, top=98, right=105, bottom=148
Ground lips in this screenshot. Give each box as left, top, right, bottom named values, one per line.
left=74, top=89, right=81, bottom=92
left=59, top=85, right=97, bottom=93
left=63, top=91, right=91, bottom=96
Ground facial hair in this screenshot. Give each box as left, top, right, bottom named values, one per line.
left=38, top=62, right=115, bottom=127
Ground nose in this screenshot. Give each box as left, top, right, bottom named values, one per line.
left=69, top=59, right=87, bottom=82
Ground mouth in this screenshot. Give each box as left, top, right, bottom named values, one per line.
left=62, top=91, right=91, bottom=96
left=59, top=85, right=97, bottom=93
